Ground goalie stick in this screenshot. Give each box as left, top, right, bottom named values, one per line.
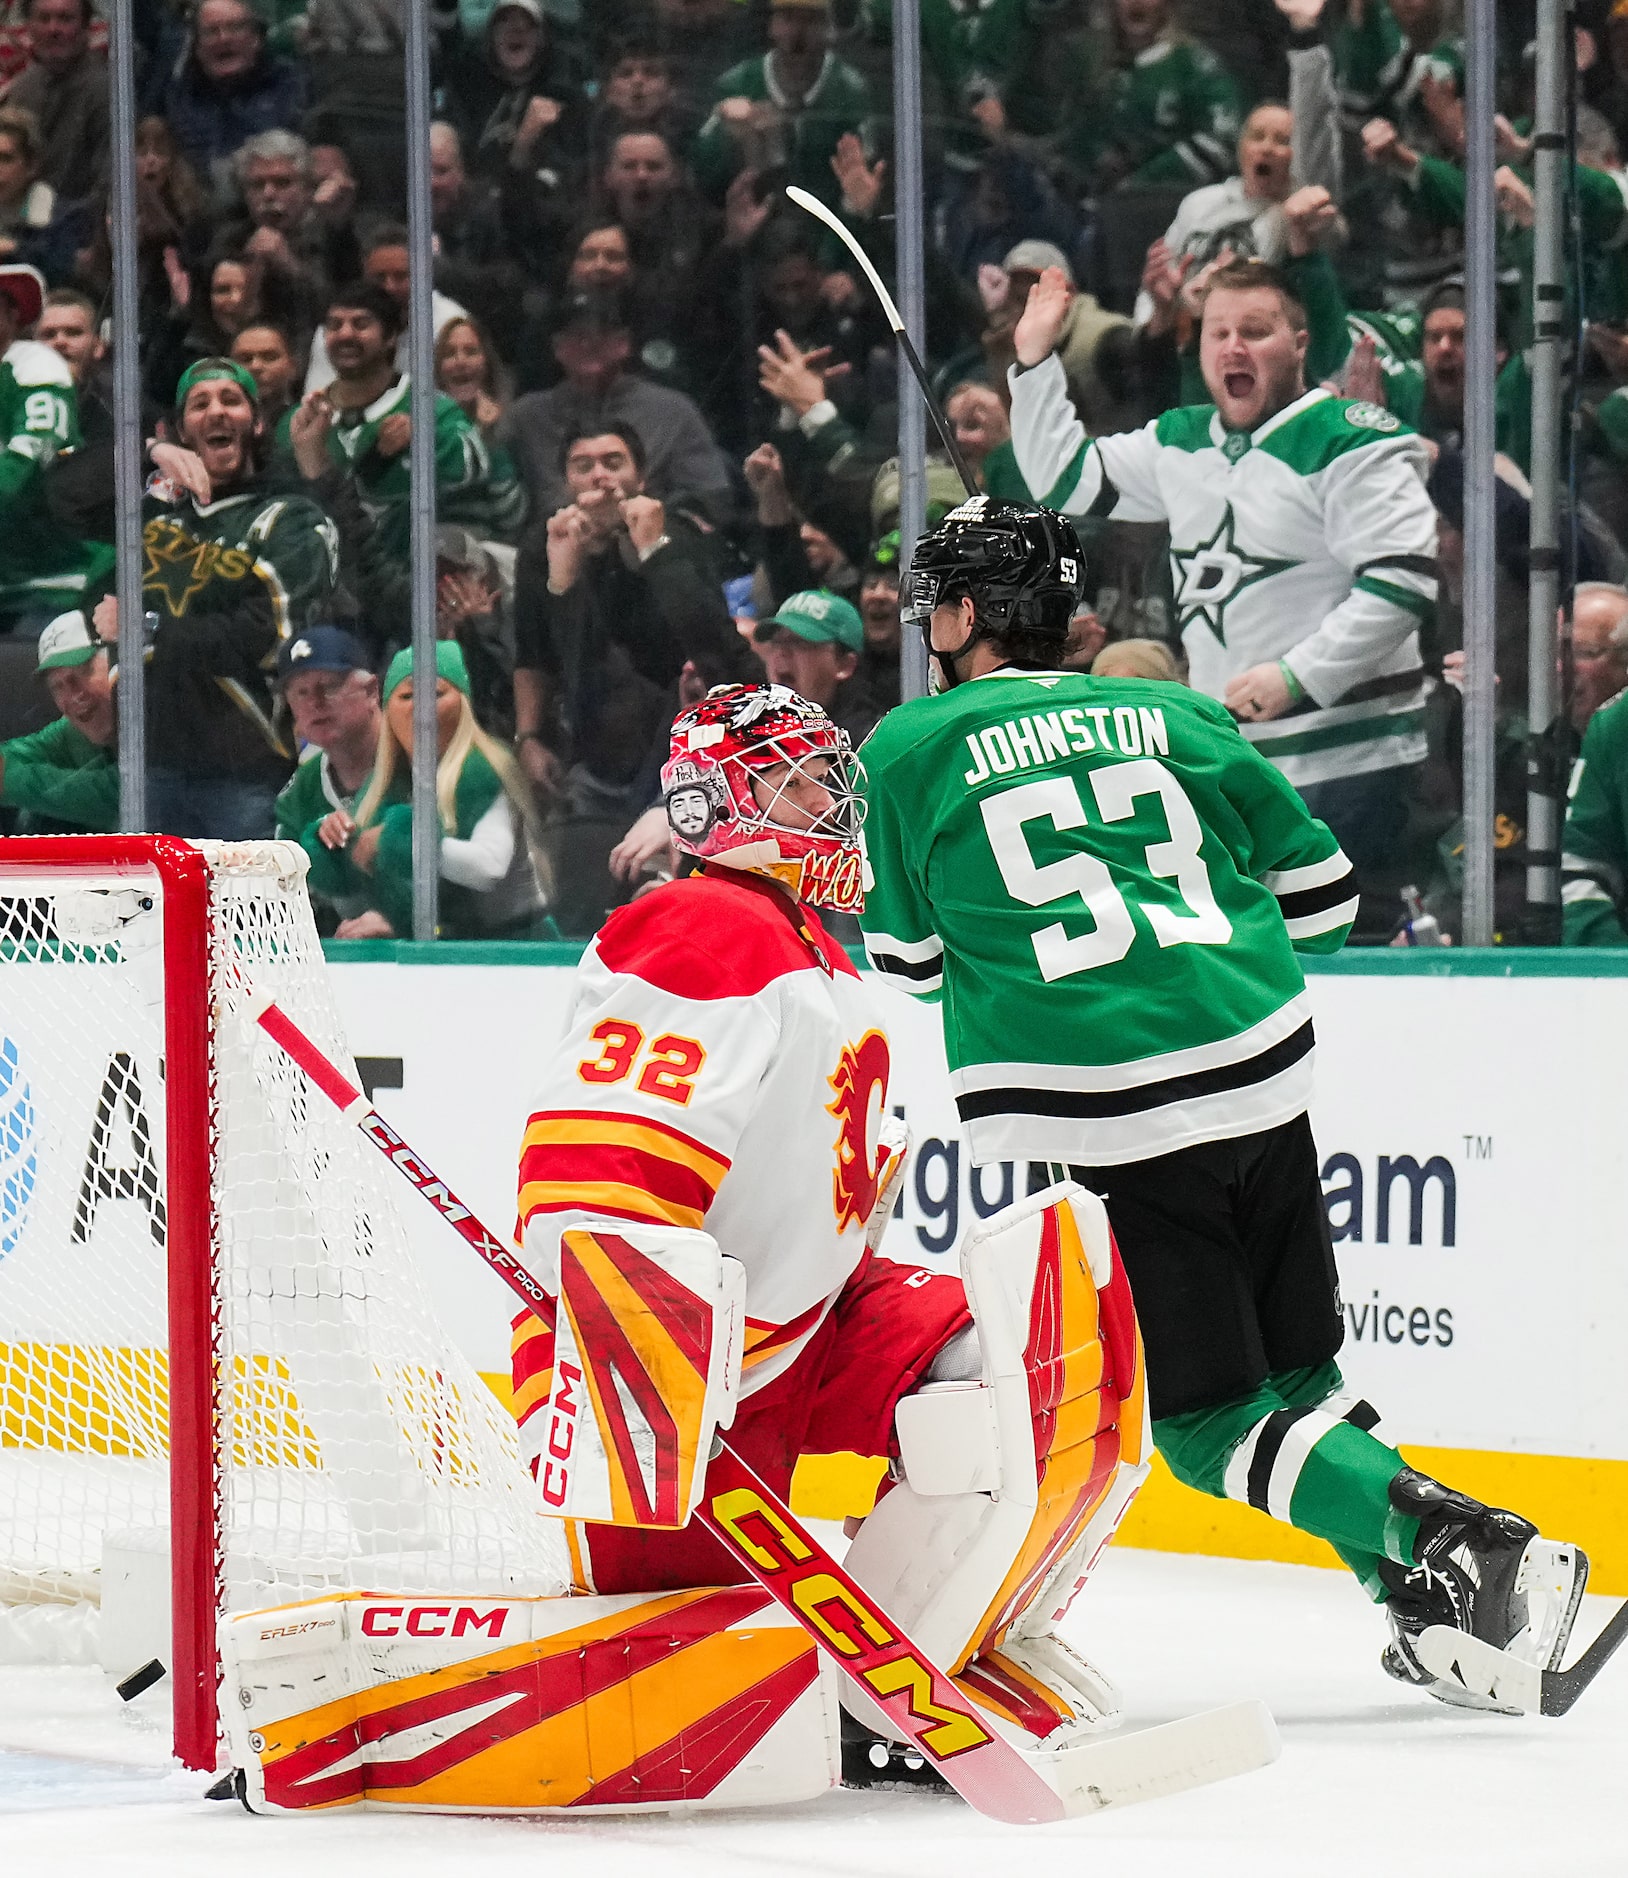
left=246, top=989, right=1278, bottom=1823
left=1415, top=1597, right=1628, bottom=1717
left=786, top=184, right=978, bottom=496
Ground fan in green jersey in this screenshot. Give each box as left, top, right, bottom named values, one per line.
left=859, top=493, right=1589, bottom=1713
left=87, top=356, right=340, bottom=840
left=1010, top=256, right=1439, bottom=938
left=0, top=264, right=112, bottom=632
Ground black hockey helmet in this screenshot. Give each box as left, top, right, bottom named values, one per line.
left=901, top=497, right=1085, bottom=688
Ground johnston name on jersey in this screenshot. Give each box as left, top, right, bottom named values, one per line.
left=1009, top=351, right=1438, bottom=786
left=859, top=672, right=1357, bottom=1167
left=513, top=869, right=896, bottom=1462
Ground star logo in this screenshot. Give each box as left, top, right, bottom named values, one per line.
left=140, top=518, right=254, bottom=619
left=1169, top=505, right=1295, bottom=645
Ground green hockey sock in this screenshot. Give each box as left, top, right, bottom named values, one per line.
left=1154, top=1362, right=1420, bottom=1600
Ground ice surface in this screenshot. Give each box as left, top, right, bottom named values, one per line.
left=1, top=1549, right=1621, bottom=1878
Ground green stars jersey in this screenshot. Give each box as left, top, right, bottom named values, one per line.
left=858, top=671, right=1357, bottom=1166
left=1010, top=353, right=1438, bottom=786
left=275, top=375, right=525, bottom=548
left=1562, top=690, right=1628, bottom=945
left=94, top=482, right=339, bottom=780
left=0, top=338, right=110, bottom=621
left=1070, top=34, right=1241, bottom=187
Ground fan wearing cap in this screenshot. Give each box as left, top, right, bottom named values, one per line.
left=86, top=355, right=339, bottom=841
left=753, top=586, right=881, bottom=746
left=302, top=640, right=550, bottom=941
left=273, top=625, right=380, bottom=849
left=0, top=261, right=111, bottom=633
left=0, top=607, right=116, bottom=832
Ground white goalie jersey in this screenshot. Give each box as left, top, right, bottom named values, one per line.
left=513, top=868, right=900, bottom=1434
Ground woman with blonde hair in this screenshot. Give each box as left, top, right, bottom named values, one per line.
left=304, top=641, right=553, bottom=939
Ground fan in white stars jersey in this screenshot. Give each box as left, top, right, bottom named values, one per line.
left=1009, top=260, right=1439, bottom=793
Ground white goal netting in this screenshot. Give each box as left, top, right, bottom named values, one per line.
left=0, top=841, right=564, bottom=1654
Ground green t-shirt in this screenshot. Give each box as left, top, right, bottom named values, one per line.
left=275, top=376, right=525, bottom=553
left=858, top=670, right=1355, bottom=1167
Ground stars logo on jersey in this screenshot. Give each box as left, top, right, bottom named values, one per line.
left=1169, top=505, right=1294, bottom=645
left=827, top=1029, right=891, bottom=1233
left=141, top=517, right=254, bottom=617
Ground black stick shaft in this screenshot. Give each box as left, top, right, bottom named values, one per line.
left=894, top=325, right=978, bottom=496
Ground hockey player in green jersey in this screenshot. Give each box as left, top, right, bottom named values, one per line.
left=1010, top=256, right=1438, bottom=936
left=859, top=496, right=1588, bottom=1711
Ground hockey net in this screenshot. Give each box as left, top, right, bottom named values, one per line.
left=0, top=837, right=566, bottom=1767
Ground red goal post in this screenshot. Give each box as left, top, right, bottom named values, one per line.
left=0, top=837, right=564, bottom=1770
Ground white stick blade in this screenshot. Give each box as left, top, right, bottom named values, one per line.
left=1414, top=1625, right=1544, bottom=1712
left=1036, top=1698, right=1280, bottom=1816
left=785, top=185, right=906, bottom=335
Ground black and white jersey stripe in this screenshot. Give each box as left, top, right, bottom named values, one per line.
left=862, top=928, right=944, bottom=997
left=1261, top=850, right=1359, bottom=940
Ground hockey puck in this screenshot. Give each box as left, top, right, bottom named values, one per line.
left=115, top=1659, right=166, bottom=1702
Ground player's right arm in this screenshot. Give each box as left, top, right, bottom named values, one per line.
left=1007, top=351, right=1167, bottom=521
left=1204, top=697, right=1359, bottom=951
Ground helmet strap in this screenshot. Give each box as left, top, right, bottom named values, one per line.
left=921, top=592, right=984, bottom=692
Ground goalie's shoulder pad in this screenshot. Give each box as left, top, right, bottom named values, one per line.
left=593, top=872, right=858, bottom=998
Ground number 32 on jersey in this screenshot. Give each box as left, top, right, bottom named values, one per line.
left=578, top=1022, right=706, bottom=1105
left=981, top=756, right=1232, bottom=981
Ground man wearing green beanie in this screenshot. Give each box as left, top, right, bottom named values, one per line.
left=87, top=357, right=340, bottom=841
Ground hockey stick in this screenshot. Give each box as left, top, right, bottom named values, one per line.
left=1415, top=1597, right=1628, bottom=1717
left=785, top=184, right=978, bottom=496
left=247, top=990, right=1278, bottom=1821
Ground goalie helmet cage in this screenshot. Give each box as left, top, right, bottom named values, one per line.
left=0, top=836, right=565, bottom=1770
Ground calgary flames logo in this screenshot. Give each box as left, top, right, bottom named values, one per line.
left=827, top=1030, right=891, bottom=1232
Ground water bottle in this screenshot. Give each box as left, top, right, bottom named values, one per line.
left=1399, top=885, right=1444, bottom=946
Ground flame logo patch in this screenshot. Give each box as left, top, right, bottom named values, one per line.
left=827, top=1029, right=891, bottom=1232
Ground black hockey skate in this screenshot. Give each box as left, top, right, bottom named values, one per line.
left=1377, top=1467, right=1588, bottom=1712
left=840, top=1709, right=953, bottom=1793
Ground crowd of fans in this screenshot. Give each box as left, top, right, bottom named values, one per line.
left=2, top=0, right=1628, bottom=945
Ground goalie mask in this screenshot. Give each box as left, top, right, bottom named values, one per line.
left=662, top=683, right=867, bottom=913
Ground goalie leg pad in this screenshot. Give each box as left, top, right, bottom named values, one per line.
left=841, top=1183, right=1151, bottom=1740
left=531, top=1222, right=745, bottom=1528
left=221, top=1586, right=839, bottom=1815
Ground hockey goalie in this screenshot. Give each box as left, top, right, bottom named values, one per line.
left=217, top=682, right=1157, bottom=1817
